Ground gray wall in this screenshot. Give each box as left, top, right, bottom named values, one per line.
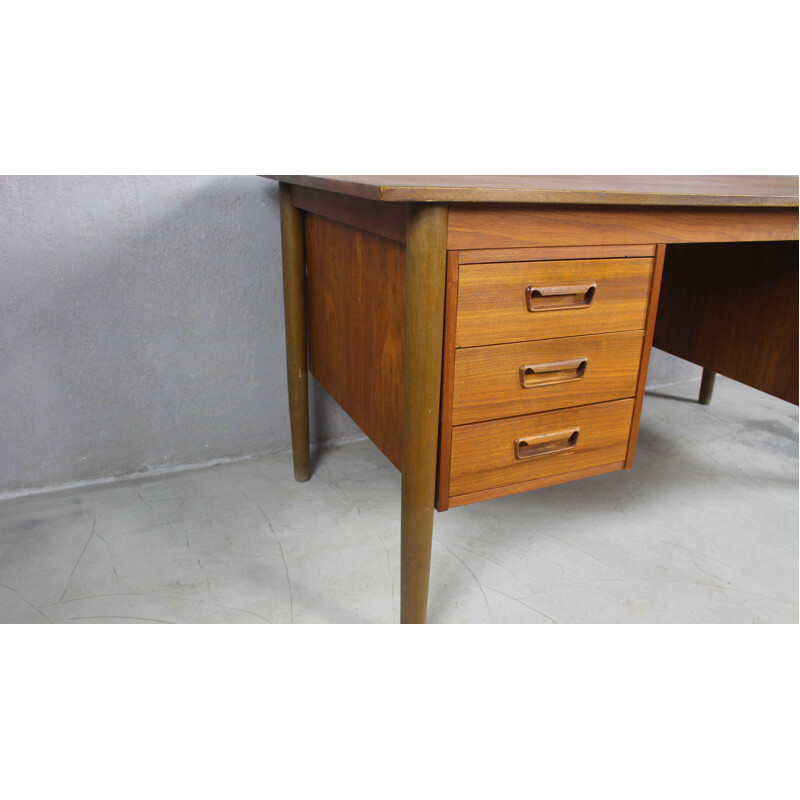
left=0, top=176, right=362, bottom=495
left=0, top=176, right=698, bottom=496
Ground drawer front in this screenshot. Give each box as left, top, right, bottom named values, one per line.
left=449, top=399, right=634, bottom=497
left=452, top=331, right=643, bottom=425
left=456, top=257, right=653, bottom=347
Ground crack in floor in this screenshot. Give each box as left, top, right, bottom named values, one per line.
left=58, top=517, right=97, bottom=603
left=246, top=493, right=295, bottom=623
left=437, top=541, right=494, bottom=622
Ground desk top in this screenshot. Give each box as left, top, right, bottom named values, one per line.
left=268, top=175, right=799, bottom=207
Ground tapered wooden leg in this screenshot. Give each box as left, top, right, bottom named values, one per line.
left=279, top=182, right=311, bottom=482
left=699, top=368, right=716, bottom=405
left=400, top=204, right=449, bottom=624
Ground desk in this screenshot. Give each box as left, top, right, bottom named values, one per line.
left=267, top=176, right=798, bottom=623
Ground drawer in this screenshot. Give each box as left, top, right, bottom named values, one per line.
left=452, top=331, right=643, bottom=425
left=449, top=399, right=634, bottom=498
left=455, top=257, right=653, bottom=347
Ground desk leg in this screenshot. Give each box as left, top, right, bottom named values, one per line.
left=699, top=368, right=716, bottom=405
left=279, top=183, right=311, bottom=482
left=401, top=204, right=448, bottom=624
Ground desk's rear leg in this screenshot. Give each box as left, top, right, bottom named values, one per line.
left=279, top=183, right=311, bottom=482
left=401, top=204, right=448, bottom=624
left=699, top=368, right=716, bottom=405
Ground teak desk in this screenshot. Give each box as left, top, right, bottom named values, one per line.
left=267, top=176, right=799, bottom=623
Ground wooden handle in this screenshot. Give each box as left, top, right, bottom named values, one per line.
left=526, top=284, right=596, bottom=312
left=519, top=358, right=588, bottom=388
left=514, top=429, right=580, bottom=460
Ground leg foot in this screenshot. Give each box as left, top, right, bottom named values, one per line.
left=699, top=368, right=716, bottom=405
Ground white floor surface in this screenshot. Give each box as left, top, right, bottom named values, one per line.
left=1, top=376, right=797, bottom=623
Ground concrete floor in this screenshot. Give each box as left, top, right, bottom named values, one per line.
left=1, top=376, right=797, bottom=623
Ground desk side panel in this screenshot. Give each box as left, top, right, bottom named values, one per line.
left=654, top=241, right=799, bottom=404
left=305, top=213, right=406, bottom=468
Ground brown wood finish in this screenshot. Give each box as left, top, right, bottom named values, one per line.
left=305, top=213, right=406, bottom=468
left=653, top=241, right=799, bottom=404
left=447, top=461, right=626, bottom=508
left=401, top=204, right=449, bottom=624
left=458, top=244, right=656, bottom=264
left=279, top=183, right=311, bottom=482
left=624, top=243, right=666, bottom=469
left=270, top=176, right=799, bottom=207
left=268, top=176, right=800, bottom=623
left=448, top=205, right=799, bottom=250
left=449, top=399, right=634, bottom=498
left=452, top=331, right=643, bottom=425
left=456, top=257, right=653, bottom=347
left=290, top=185, right=407, bottom=243
left=434, top=251, right=460, bottom=513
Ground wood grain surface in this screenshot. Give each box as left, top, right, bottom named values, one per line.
left=268, top=175, right=799, bottom=207
left=305, top=213, right=406, bottom=468
left=625, top=243, right=666, bottom=468
left=456, top=257, right=653, bottom=347
left=449, top=399, right=634, bottom=497
left=457, top=244, right=656, bottom=264
left=448, top=205, right=799, bottom=249
left=290, top=185, right=406, bottom=243
left=446, top=461, right=626, bottom=508
left=434, top=251, right=460, bottom=512
left=452, top=331, right=643, bottom=425
left=654, top=241, right=799, bottom=404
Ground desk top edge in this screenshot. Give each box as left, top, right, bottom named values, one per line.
left=264, top=175, right=799, bottom=207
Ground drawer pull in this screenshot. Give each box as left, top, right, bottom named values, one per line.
left=519, top=358, right=588, bottom=388
left=526, top=284, right=596, bottom=312
left=515, top=429, right=580, bottom=460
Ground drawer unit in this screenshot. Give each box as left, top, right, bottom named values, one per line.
left=449, top=399, right=635, bottom=498
left=436, top=245, right=662, bottom=511
left=452, top=330, right=644, bottom=425
left=456, top=257, right=653, bottom=347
